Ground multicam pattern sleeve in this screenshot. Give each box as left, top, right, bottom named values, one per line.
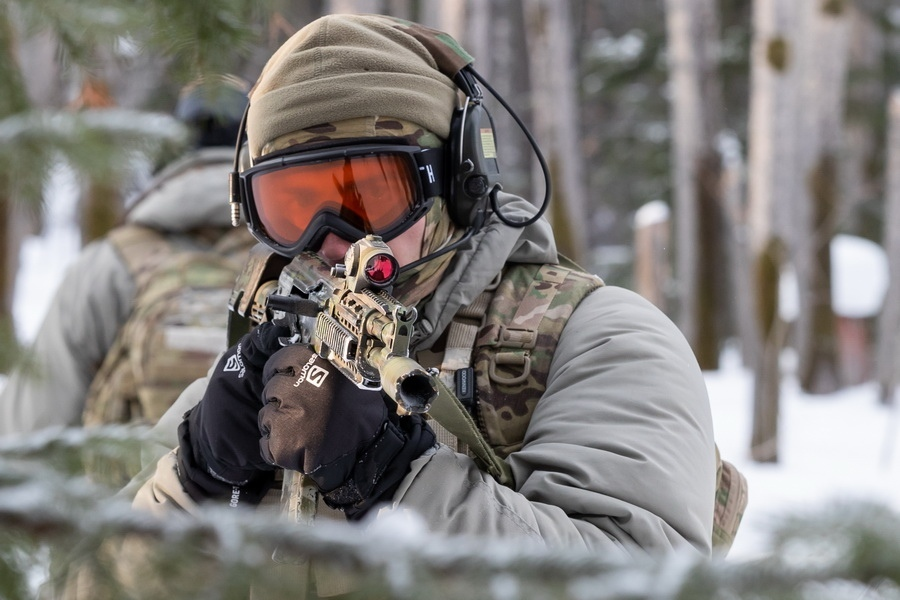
left=391, top=285, right=717, bottom=558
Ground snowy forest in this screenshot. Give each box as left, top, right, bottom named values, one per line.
left=3, top=0, right=900, bottom=598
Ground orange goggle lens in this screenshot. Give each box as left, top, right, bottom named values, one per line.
left=250, top=153, right=419, bottom=248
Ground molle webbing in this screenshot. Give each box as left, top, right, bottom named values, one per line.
left=430, top=262, right=603, bottom=483
left=471, top=263, right=603, bottom=458
left=426, top=260, right=748, bottom=554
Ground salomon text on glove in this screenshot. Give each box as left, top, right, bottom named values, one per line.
left=259, top=345, right=436, bottom=520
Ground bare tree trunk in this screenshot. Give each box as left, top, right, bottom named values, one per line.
left=523, top=0, right=589, bottom=265
left=477, top=0, right=532, bottom=202
left=746, top=0, right=801, bottom=463
left=432, top=1, right=467, bottom=40
left=75, top=40, right=170, bottom=243
left=464, top=0, right=491, bottom=75
left=840, top=6, right=886, bottom=239
left=10, top=28, right=59, bottom=351
left=792, top=0, right=849, bottom=394
left=719, top=133, right=755, bottom=367
left=663, top=0, right=726, bottom=369
left=750, top=237, right=786, bottom=462
left=385, top=0, right=413, bottom=21
left=875, top=89, right=900, bottom=405
left=70, top=76, right=123, bottom=245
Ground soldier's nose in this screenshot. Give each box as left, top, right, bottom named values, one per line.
left=318, top=233, right=352, bottom=266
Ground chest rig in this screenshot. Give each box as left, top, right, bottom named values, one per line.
left=430, top=260, right=604, bottom=462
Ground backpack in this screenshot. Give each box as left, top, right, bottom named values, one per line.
left=83, top=224, right=255, bottom=428
left=429, top=258, right=748, bottom=555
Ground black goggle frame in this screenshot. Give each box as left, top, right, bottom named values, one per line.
left=240, top=142, right=445, bottom=257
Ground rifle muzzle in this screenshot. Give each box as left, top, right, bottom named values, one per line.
left=379, top=356, right=437, bottom=414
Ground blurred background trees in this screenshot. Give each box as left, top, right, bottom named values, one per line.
left=2, top=0, right=900, bottom=595
left=2, top=0, right=900, bottom=465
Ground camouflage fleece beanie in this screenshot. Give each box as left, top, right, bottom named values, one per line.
left=246, top=14, right=473, bottom=160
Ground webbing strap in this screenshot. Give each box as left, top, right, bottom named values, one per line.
left=428, top=377, right=514, bottom=486
left=433, top=290, right=492, bottom=454
left=499, top=265, right=567, bottom=341
left=427, top=287, right=514, bottom=486
left=429, top=289, right=484, bottom=451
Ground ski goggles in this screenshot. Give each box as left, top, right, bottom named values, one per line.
left=240, top=143, right=444, bottom=256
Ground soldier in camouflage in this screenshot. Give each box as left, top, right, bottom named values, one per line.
left=0, top=79, right=256, bottom=436
left=131, top=13, right=721, bottom=590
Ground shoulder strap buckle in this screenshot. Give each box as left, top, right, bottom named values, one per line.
left=489, top=352, right=531, bottom=385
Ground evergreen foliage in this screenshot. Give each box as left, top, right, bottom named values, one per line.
left=2, top=0, right=275, bottom=205
left=1, top=427, right=900, bottom=599
left=0, top=0, right=275, bottom=372
left=0, top=108, right=187, bottom=203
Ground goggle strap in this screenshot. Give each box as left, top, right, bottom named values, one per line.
left=415, top=148, right=444, bottom=200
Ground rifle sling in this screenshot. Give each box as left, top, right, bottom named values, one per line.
left=428, top=376, right=514, bottom=487
left=429, top=286, right=514, bottom=488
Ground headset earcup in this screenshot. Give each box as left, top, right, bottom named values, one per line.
left=446, top=106, right=470, bottom=227
left=447, top=101, right=502, bottom=229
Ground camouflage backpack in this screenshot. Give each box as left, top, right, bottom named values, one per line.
left=82, top=224, right=255, bottom=429
left=429, top=258, right=748, bottom=555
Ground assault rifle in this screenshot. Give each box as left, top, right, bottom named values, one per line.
left=228, top=235, right=438, bottom=414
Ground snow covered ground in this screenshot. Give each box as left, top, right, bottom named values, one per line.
left=707, top=347, right=900, bottom=560
left=7, top=183, right=900, bottom=564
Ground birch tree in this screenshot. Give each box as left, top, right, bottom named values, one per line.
left=663, top=0, right=727, bottom=369
left=745, top=0, right=801, bottom=463
left=790, top=0, right=850, bottom=394
left=523, top=0, right=589, bottom=265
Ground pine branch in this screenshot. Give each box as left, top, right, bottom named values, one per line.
left=0, top=108, right=186, bottom=203
left=3, top=431, right=900, bottom=600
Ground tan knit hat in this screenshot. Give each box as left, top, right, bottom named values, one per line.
left=247, top=14, right=473, bottom=160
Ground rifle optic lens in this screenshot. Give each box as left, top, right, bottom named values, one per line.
left=365, top=254, right=398, bottom=286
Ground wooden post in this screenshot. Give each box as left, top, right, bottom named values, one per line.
left=875, top=89, right=900, bottom=405
left=633, top=200, right=671, bottom=312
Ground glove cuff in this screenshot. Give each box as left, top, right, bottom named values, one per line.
left=176, top=418, right=275, bottom=506
left=320, top=415, right=435, bottom=520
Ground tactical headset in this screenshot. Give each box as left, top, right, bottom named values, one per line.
left=228, top=64, right=550, bottom=264
left=447, top=66, right=550, bottom=231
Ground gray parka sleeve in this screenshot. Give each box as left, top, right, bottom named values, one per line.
left=392, top=285, right=716, bottom=557
left=0, top=240, right=135, bottom=436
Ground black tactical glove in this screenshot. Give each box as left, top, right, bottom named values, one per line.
left=259, top=345, right=436, bottom=520
left=176, top=321, right=290, bottom=506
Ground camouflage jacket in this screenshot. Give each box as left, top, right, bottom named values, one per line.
left=135, top=191, right=717, bottom=569
left=0, top=147, right=250, bottom=435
